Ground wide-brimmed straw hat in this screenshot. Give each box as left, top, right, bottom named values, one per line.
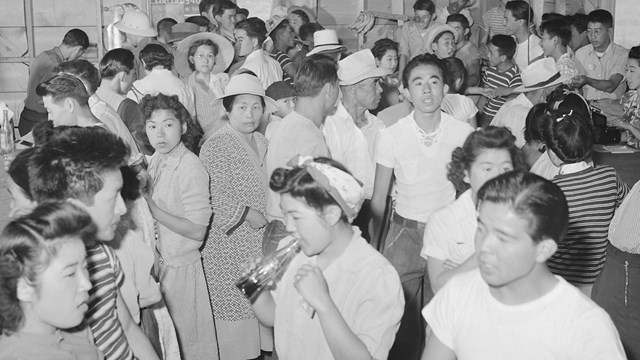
left=168, top=23, right=200, bottom=44
left=513, top=58, right=573, bottom=93
left=175, top=32, right=235, bottom=77
left=425, top=24, right=459, bottom=54
left=338, top=49, right=392, bottom=86
left=307, top=30, right=346, bottom=56
left=288, top=5, right=317, bottom=23
left=265, top=15, right=289, bottom=37
left=219, top=74, right=279, bottom=113
left=114, top=10, right=157, bottom=37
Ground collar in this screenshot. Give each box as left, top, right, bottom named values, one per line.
left=587, top=42, right=612, bottom=56
left=516, top=93, right=533, bottom=107
left=148, top=142, right=188, bottom=173
left=245, top=49, right=263, bottom=61
left=558, top=161, right=590, bottom=175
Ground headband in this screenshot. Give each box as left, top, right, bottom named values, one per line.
left=288, top=155, right=365, bottom=222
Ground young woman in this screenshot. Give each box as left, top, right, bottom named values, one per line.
left=249, top=156, right=404, bottom=360
left=422, top=126, right=525, bottom=292
left=0, top=201, right=101, bottom=359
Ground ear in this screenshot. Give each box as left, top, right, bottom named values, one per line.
left=17, top=277, right=35, bottom=302
left=251, top=37, right=259, bottom=49
left=64, top=97, right=76, bottom=113
left=402, top=86, right=412, bottom=103
left=188, top=55, right=195, bottom=66
left=322, top=204, right=342, bottom=227
left=454, top=78, right=463, bottom=92
left=443, top=83, right=450, bottom=95
left=464, top=28, right=470, bottom=37
left=463, top=169, right=470, bottom=184
left=431, top=42, right=438, bottom=52
left=182, top=121, right=187, bottom=135
left=535, top=238, right=558, bottom=262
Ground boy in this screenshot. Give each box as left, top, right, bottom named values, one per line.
left=505, top=0, right=544, bottom=70
left=264, top=80, right=296, bottom=140
left=447, top=13, right=480, bottom=86
left=539, top=18, right=579, bottom=79
left=467, top=34, right=522, bottom=125
left=199, top=0, right=237, bottom=43
left=398, top=0, right=439, bottom=75
left=421, top=171, right=626, bottom=360
left=371, top=54, right=473, bottom=360
left=29, top=127, right=159, bottom=360
left=568, top=13, right=589, bottom=52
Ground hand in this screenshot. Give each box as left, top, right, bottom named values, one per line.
left=571, top=75, right=587, bottom=88
left=493, top=87, right=512, bottom=97
left=246, top=208, right=268, bottom=229
left=481, top=88, right=495, bottom=99
left=442, top=259, right=460, bottom=270
left=137, top=169, right=153, bottom=198
left=293, top=264, right=332, bottom=313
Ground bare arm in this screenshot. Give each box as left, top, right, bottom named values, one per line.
left=466, top=58, right=482, bottom=87
left=370, top=164, right=394, bottom=244
left=117, top=289, right=160, bottom=360
left=572, top=74, right=624, bottom=93
left=250, top=290, right=276, bottom=327
left=421, top=327, right=457, bottom=360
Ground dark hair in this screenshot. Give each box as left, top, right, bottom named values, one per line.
left=139, top=93, right=203, bottom=155
left=539, top=18, right=571, bottom=47
left=270, top=19, right=292, bottom=41
left=505, top=1, right=534, bottom=23
left=568, top=13, right=588, bottom=33
left=157, top=17, right=178, bottom=34
left=447, top=13, right=469, bottom=29
left=448, top=126, right=526, bottom=193
left=442, top=57, right=466, bottom=92
left=8, top=148, right=37, bottom=200
left=99, top=48, right=135, bottom=79
left=630, top=46, right=640, bottom=61
left=199, top=0, right=236, bottom=17
left=477, top=171, right=568, bottom=243
left=61, top=29, right=90, bottom=49
left=542, top=109, right=594, bottom=163
left=236, top=8, right=249, bottom=17
left=545, top=86, right=591, bottom=124
left=235, top=18, right=267, bottom=47
left=290, top=9, right=310, bottom=23
left=222, top=94, right=266, bottom=113
left=402, top=53, right=447, bottom=88
left=413, top=0, right=435, bottom=13
left=270, top=157, right=352, bottom=222
left=187, top=39, right=219, bottom=71
left=35, top=73, right=90, bottom=107
left=139, top=44, right=173, bottom=71
left=541, top=12, right=565, bottom=23
left=185, top=16, right=209, bottom=28
left=29, top=126, right=129, bottom=204
left=371, top=38, right=399, bottom=61
left=490, top=34, right=517, bottom=59
left=55, top=59, right=100, bottom=94
left=587, top=9, right=613, bottom=28
left=524, top=103, right=548, bottom=144
left=299, top=22, right=324, bottom=42
left=294, top=54, right=339, bottom=97
left=0, top=201, right=96, bottom=336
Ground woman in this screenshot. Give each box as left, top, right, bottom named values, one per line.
left=176, top=33, right=234, bottom=140
left=199, top=74, right=277, bottom=359
left=233, top=18, right=283, bottom=89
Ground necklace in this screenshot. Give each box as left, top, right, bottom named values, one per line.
left=414, top=121, right=442, bottom=146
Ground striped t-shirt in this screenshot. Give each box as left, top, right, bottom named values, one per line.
left=481, top=65, right=522, bottom=117
left=270, top=50, right=293, bottom=85
left=547, top=166, right=629, bottom=285
left=86, top=242, right=134, bottom=360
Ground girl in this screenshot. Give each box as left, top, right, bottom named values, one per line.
left=542, top=109, right=629, bottom=296
left=614, top=45, right=640, bottom=148
left=199, top=74, right=273, bottom=359
left=139, top=93, right=216, bottom=360
left=422, top=126, right=525, bottom=292
left=0, top=201, right=101, bottom=360
left=249, top=156, right=404, bottom=360
left=6, top=148, right=37, bottom=219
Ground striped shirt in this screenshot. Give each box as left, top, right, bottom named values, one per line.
left=86, top=242, right=133, bottom=360
left=479, top=7, right=508, bottom=39
left=481, top=65, right=522, bottom=117
left=548, top=166, right=629, bottom=285
left=609, top=180, right=640, bottom=254
left=270, top=50, right=293, bottom=85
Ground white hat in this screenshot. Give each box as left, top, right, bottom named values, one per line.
left=114, top=10, right=157, bottom=37
left=288, top=5, right=317, bottom=23
left=220, top=74, right=279, bottom=113
left=514, top=58, right=572, bottom=93
left=307, top=30, right=346, bottom=56
left=425, top=24, right=459, bottom=55
left=265, top=15, right=289, bottom=37
left=338, top=49, right=392, bottom=86
left=175, top=32, right=235, bottom=77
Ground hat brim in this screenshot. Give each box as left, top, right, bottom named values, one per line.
left=425, top=25, right=459, bottom=55
left=339, top=67, right=393, bottom=86
left=219, top=91, right=279, bottom=114
left=513, top=74, right=572, bottom=93
left=175, top=33, right=235, bottom=77
left=288, top=6, right=317, bottom=23
left=266, top=17, right=289, bottom=37
left=167, top=31, right=199, bottom=44
left=307, top=45, right=347, bottom=56
left=114, top=21, right=157, bottom=38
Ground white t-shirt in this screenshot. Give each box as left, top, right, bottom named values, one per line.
left=441, top=94, right=478, bottom=126
left=375, top=112, right=473, bottom=222
left=490, top=93, right=533, bottom=148
left=423, top=269, right=626, bottom=360
left=421, top=189, right=477, bottom=264
left=514, top=34, right=544, bottom=70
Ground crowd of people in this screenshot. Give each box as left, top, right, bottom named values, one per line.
left=1, top=0, right=640, bottom=360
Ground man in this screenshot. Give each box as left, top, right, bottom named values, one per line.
left=234, top=18, right=283, bottom=89
left=568, top=13, right=590, bottom=52
left=114, top=10, right=158, bottom=80
left=371, top=54, right=473, bottom=360
left=29, top=127, right=159, bottom=360
left=264, top=54, right=340, bottom=251
left=200, top=0, right=237, bottom=43
left=323, top=49, right=392, bottom=240
left=398, top=0, right=439, bottom=76
left=305, top=29, right=347, bottom=61
left=156, top=17, right=177, bottom=44
left=504, top=0, right=543, bottom=70
left=267, top=15, right=297, bottom=85
left=539, top=18, right=579, bottom=79
left=447, top=13, right=480, bottom=86
left=421, top=171, right=626, bottom=360
left=36, top=74, right=103, bottom=128
left=434, top=0, right=474, bottom=28
left=19, top=28, right=89, bottom=135
left=572, top=9, right=628, bottom=122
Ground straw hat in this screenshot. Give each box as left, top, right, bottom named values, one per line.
left=168, top=23, right=200, bottom=44
left=513, top=58, right=572, bottom=93
left=288, top=5, right=317, bottom=23
left=425, top=24, right=459, bottom=54
left=265, top=15, right=289, bottom=37
left=114, top=10, right=157, bottom=37
left=338, top=49, right=392, bottom=86
left=175, top=33, right=235, bottom=77
left=220, top=74, right=279, bottom=113
left=307, top=30, right=346, bottom=56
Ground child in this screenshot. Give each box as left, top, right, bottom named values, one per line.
left=0, top=201, right=101, bottom=360
left=426, top=24, right=458, bottom=59
left=250, top=156, right=404, bottom=360
left=265, top=80, right=296, bottom=141
left=614, top=45, right=640, bottom=148
left=441, top=57, right=478, bottom=127
left=467, top=34, right=522, bottom=125
left=422, top=126, right=525, bottom=292
left=139, top=93, right=216, bottom=360
left=542, top=108, right=629, bottom=296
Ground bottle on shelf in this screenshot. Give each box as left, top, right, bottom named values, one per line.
left=1, top=109, right=15, bottom=154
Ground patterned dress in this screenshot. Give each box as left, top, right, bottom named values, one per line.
left=621, top=90, right=640, bottom=148
left=200, top=124, right=270, bottom=359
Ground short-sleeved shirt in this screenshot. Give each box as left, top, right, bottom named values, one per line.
left=23, top=47, right=64, bottom=113
left=556, top=52, right=580, bottom=81
left=421, top=189, right=476, bottom=263
left=398, top=21, right=439, bottom=61
left=441, top=93, right=478, bottom=125
left=266, top=111, right=330, bottom=221
left=490, top=93, right=533, bottom=147
left=423, top=269, right=627, bottom=360
left=375, top=111, right=474, bottom=222
left=482, top=65, right=522, bottom=117
left=514, top=34, right=544, bottom=70
left=479, top=6, right=508, bottom=39
left=575, top=43, right=629, bottom=101
left=270, top=49, right=294, bottom=85
left=240, top=49, right=283, bottom=90
left=609, top=180, right=640, bottom=254
left=272, top=228, right=404, bottom=360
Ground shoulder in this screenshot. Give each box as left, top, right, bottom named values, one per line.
left=442, top=112, right=474, bottom=132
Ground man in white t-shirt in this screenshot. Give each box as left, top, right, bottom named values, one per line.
left=422, top=171, right=626, bottom=360
left=505, top=1, right=543, bottom=70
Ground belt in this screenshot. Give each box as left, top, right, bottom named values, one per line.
left=392, top=212, right=424, bottom=229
